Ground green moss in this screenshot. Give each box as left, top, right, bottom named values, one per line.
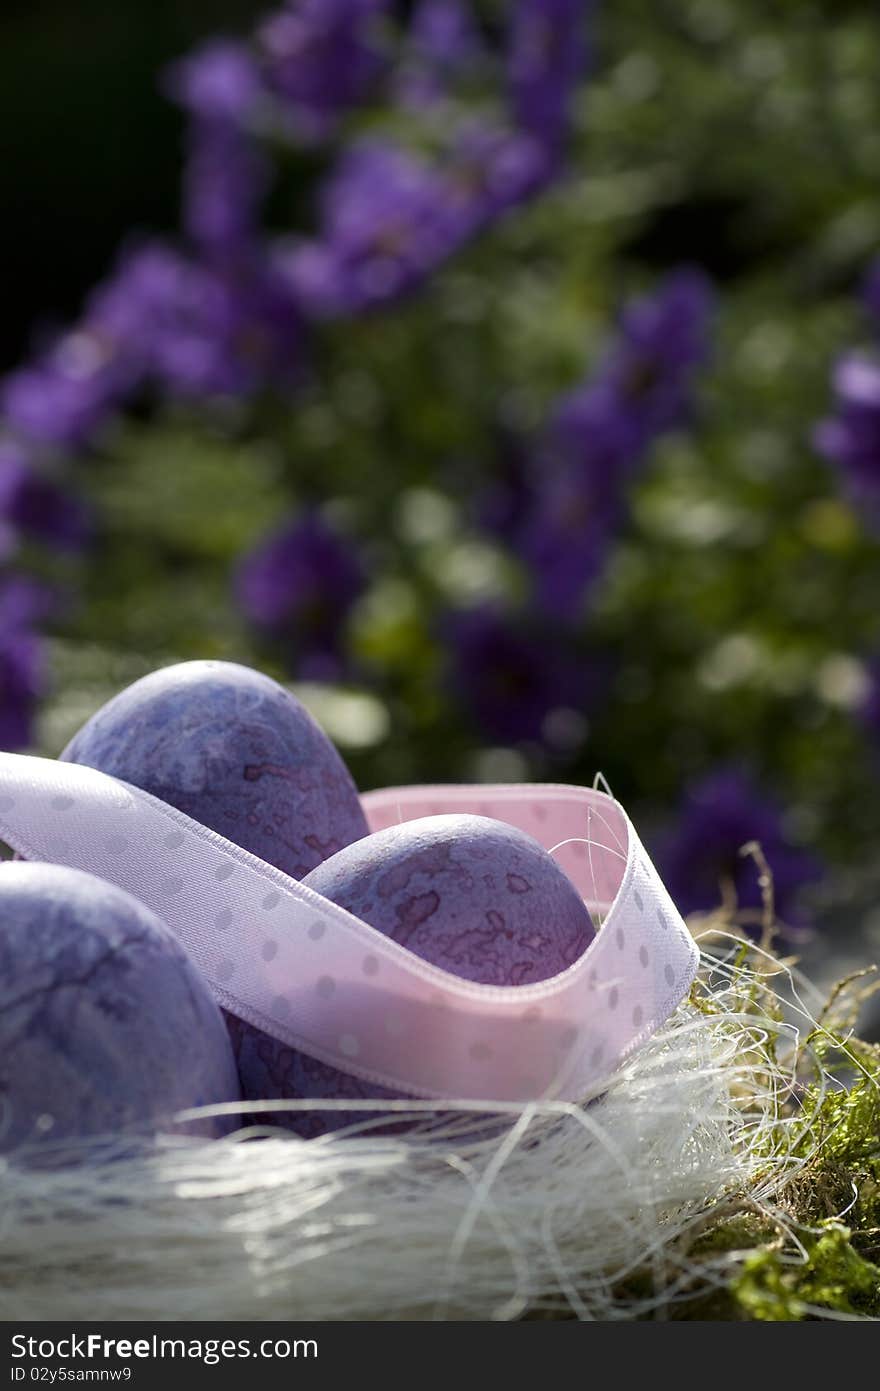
left=606, top=952, right=880, bottom=1320
left=732, top=1224, right=880, bottom=1320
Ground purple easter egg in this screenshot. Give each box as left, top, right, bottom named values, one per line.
left=59, top=659, right=370, bottom=1125
left=60, top=660, right=369, bottom=880
left=0, top=862, right=241, bottom=1153
left=229, top=814, right=596, bottom=1137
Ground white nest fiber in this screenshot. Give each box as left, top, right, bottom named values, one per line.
left=0, top=939, right=834, bottom=1321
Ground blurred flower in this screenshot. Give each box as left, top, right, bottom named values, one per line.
left=0, top=573, right=50, bottom=751
left=515, top=269, right=714, bottom=617
left=446, top=119, right=554, bottom=231
left=601, top=268, right=714, bottom=442
left=0, top=443, right=90, bottom=551
left=181, top=118, right=270, bottom=260
left=258, top=0, right=389, bottom=142
left=657, top=768, right=821, bottom=930
left=0, top=572, right=56, bottom=628
left=442, top=603, right=592, bottom=744
left=164, top=39, right=264, bottom=124
left=281, top=0, right=596, bottom=319
left=508, top=0, right=589, bottom=158
left=517, top=466, right=619, bottom=617
left=286, top=119, right=556, bottom=319
left=814, top=353, right=880, bottom=517
left=396, top=0, right=486, bottom=109
left=282, top=140, right=459, bottom=315
left=167, top=40, right=270, bottom=259
left=1, top=342, right=123, bottom=453
left=236, top=512, right=366, bottom=679
left=0, top=628, right=42, bottom=751
left=89, top=243, right=302, bottom=399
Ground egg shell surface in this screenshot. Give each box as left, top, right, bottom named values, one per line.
left=230, top=814, right=596, bottom=1135
left=59, top=659, right=371, bottom=1129
left=60, top=659, right=370, bottom=880
left=0, top=862, right=241, bottom=1152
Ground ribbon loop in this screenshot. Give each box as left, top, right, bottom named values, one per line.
left=0, top=754, right=698, bottom=1102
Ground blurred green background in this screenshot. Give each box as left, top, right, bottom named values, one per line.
left=5, top=0, right=880, bottom=1023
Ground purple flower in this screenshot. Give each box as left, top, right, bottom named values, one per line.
left=442, top=603, right=592, bottom=744
left=657, top=769, right=822, bottom=930
left=285, top=118, right=557, bottom=320
left=509, top=270, right=713, bottom=618
left=814, top=353, right=880, bottom=516
left=604, top=269, right=713, bottom=438
left=236, top=512, right=366, bottom=679
left=0, top=442, right=90, bottom=551
left=282, top=140, right=460, bottom=316
left=508, top=0, right=590, bottom=157
left=164, top=39, right=264, bottom=124
left=0, top=628, right=42, bottom=751
left=0, top=336, right=125, bottom=452
left=445, top=120, right=555, bottom=232
left=0, top=572, right=56, bottom=629
left=258, top=0, right=389, bottom=143
left=517, top=463, right=620, bottom=616
left=0, top=573, right=48, bottom=751
left=89, top=243, right=302, bottom=399
left=181, top=118, right=270, bottom=260
left=410, top=0, right=483, bottom=69
left=397, top=0, right=486, bottom=109
left=166, top=40, right=269, bottom=260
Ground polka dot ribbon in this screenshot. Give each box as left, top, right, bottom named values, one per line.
left=0, top=755, right=699, bottom=1102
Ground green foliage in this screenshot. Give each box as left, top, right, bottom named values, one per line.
left=732, top=1225, right=880, bottom=1320
left=41, top=2, right=880, bottom=872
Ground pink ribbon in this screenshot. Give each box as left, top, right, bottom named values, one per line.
left=0, top=754, right=698, bottom=1102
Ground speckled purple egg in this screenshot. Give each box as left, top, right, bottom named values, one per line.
left=60, top=660, right=370, bottom=880
left=306, top=814, right=596, bottom=983
left=60, top=659, right=371, bottom=1129
left=229, top=814, right=596, bottom=1136
left=0, top=862, right=241, bottom=1153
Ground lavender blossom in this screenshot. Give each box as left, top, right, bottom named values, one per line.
left=89, top=243, right=302, bottom=399
left=814, top=353, right=880, bottom=517
left=442, top=603, right=592, bottom=744
left=0, top=443, right=90, bottom=551
left=235, top=512, right=366, bottom=679
left=508, top=0, right=589, bottom=158
left=166, top=40, right=269, bottom=259
left=445, top=119, right=555, bottom=233
left=282, top=140, right=460, bottom=315
left=657, top=768, right=821, bottom=930
left=397, top=0, right=486, bottom=109
left=286, top=119, right=556, bottom=319
left=164, top=39, right=264, bottom=124
left=0, top=572, right=56, bottom=629
left=258, top=0, right=389, bottom=143
left=517, top=462, right=620, bottom=616
left=601, top=268, right=714, bottom=443
left=0, top=629, right=42, bottom=752
left=181, top=118, right=270, bottom=260
left=0, top=574, right=49, bottom=751
left=1, top=341, right=124, bottom=453
left=513, top=270, right=713, bottom=618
